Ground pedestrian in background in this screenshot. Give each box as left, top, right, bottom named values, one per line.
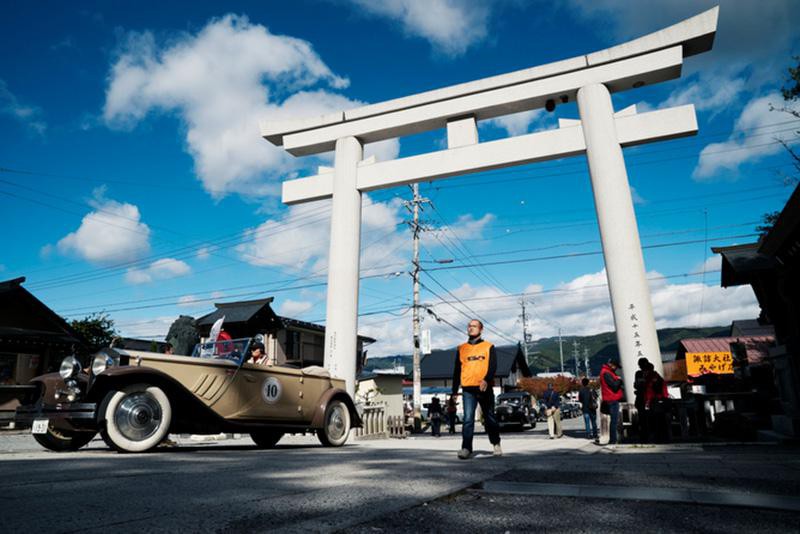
left=634, top=357, right=650, bottom=442
left=644, top=361, right=670, bottom=443
left=542, top=383, right=563, bottom=439
left=578, top=377, right=598, bottom=439
left=429, top=397, right=443, bottom=437
left=446, top=396, right=457, bottom=434
left=600, top=359, right=624, bottom=445
left=451, top=319, right=502, bottom=459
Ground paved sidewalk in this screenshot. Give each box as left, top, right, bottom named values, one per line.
left=349, top=441, right=800, bottom=533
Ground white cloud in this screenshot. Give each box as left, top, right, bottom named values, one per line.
left=279, top=299, right=314, bottom=316
left=692, top=255, right=721, bottom=275
left=0, top=79, right=46, bottom=135
left=428, top=213, right=495, bottom=243
left=116, top=316, right=175, bottom=339
left=484, top=109, right=547, bottom=137
left=177, top=295, right=200, bottom=307
left=57, top=189, right=151, bottom=263
left=125, top=258, right=191, bottom=285
left=693, top=93, right=794, bottom=179
left=344, top=0, right=492, bottom=57
left=237, top=195, right=408, bottom=273
left=195, top=246, right=215, bottom=260
left=103, top=15, right=398, bottom=199
left=362, top=267, right=760, bottom=356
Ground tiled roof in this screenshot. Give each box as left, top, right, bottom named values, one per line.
left=421, top=344, right=528, bottom=380
left=678, top=336, right=775, bottom=365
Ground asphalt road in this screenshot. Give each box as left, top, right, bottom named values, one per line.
left=2, top=417, right=798, bottom=533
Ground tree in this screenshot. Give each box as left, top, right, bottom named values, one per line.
left=759, top=59, right=800, bottom=238
left=69, top=313, right=117, bottom=353
left=773, top=58, right=800, bottom=176
left=756, top=210, right=781, bottom=238
left=166, top=315, right=199, bottom=356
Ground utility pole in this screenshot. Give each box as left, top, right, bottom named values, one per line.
left=583, top=347, right=590, bottom=378
left=572, top=339, right=580, bottom=377
left=558, top=327, right=564, bottom=374
left=404, top=183, right=430, bottom=432
left=519, top=297, right=531, bottom=362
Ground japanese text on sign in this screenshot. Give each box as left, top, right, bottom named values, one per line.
left=685, top=351, right=734, bottom=376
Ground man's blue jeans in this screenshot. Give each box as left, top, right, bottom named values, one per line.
left=583, top=411, right=597, bottom=438
left=608, top=401, right=620, bottom=444
left=461, top=388, right=501, bottom=452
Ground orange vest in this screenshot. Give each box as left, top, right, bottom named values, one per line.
left=458, top=340, right=493, bottom=387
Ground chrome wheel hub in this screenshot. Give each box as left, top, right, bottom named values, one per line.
left=327, top=405, right=346, bottom=441
left=115, top=392, right=162, bottom=441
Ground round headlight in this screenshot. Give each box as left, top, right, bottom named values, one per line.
left=59, top=356, right=81, bottom=379
left=92, top=352, right=112, bottom=375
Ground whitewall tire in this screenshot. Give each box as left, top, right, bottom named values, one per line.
left=102, top=384, right=172, bottom=453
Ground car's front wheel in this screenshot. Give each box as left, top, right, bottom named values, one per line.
left=250, top=430, right=284, bottom=448
left=33, top=424, right=96, bottom=452
left=317, top=399, right=351, bottom=447
left=101, top=384, right=172, bottom=453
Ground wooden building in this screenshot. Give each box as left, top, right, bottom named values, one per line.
left=196, top=298, right=375, bottom=370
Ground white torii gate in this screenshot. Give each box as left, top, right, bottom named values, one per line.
left=262, top=7, right=719, bottom=398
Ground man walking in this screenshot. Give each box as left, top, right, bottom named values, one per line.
left=542, top=383, right=563, bottom=439
left=451, top=319, right=502, bottom=459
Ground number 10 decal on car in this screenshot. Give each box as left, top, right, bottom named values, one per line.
left=261, top=376, right=282, bottom=404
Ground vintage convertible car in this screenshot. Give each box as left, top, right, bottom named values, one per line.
left=494, top=391, right=537, bottom=431
left=14, top=338, right=360, bottom=453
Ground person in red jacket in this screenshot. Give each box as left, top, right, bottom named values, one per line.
left=599, top=359, right=624, bottom=445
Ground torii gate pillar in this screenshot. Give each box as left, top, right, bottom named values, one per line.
left=325, top=136, right=363, bottom=395
left=578, top=83, right=662, bottom=396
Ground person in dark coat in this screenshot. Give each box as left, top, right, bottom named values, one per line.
left=634, top=357, right=650, bottom=442
left=446, top=396, right=458, bottom=434
left=577, top=377, right=598, bottom=439
left=429, top=397, right=443, bottom=437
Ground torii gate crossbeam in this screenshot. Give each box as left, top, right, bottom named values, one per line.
left=261, top=7, right=719, bottom=398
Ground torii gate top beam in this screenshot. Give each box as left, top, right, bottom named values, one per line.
left=261, top=7, right=718, bottom=156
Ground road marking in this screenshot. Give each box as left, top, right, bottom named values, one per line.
left=478, top=481, right=800, bottom=513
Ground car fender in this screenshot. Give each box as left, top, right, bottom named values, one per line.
left=90, top=366, right=219, bottom=426
left=311, top=388, right=362, bottom=429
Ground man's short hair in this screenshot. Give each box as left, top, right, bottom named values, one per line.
left=251, top=341, right=265, bottom=352
left=608, top=358, right=620, bottom=368
left=468, top=319, right=484, bottom=329
left=582, top=377, right=589, bottom=386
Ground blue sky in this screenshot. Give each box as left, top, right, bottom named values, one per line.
left=1, top=0, right=798, bottom=356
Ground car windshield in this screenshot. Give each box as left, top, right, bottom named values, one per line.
left=191, top=338, right=251, bottom=364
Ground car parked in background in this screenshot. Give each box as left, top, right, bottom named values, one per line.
left=494, top=391, right=537, bottom=431
left=561, top=400, right=582, bottom=419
